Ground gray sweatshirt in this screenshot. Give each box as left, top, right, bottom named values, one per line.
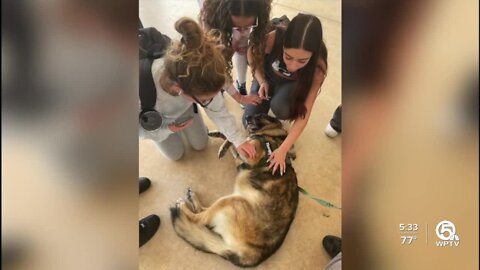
left=139, top=58, right=247, bottom=147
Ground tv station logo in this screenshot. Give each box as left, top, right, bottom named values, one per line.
left=435, top=220, right=460, bottom=247
left=398, top=220, right=460, bottom=247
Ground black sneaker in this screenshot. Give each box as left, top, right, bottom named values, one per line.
left=139, top=215, right=161, bottom=247
left=325, top=105, right=342, bottom=138
left=322, top=235, right=342, bottom=258
left=236, top=80, right=247, bottom=96
left=2, top=238, right=26, bottom=268
left=139, top=177, right=151, bottom=194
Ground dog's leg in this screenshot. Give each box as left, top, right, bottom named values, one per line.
left=229, top=146, right=240, bottom=159
left=171, top=195, right=258, bottom=266
left=184, top=187, right=205, bottom=213
left=208, top=131, right=227, bottom=140
left=174, top=195, right=248, bottom=226
left=218, top=140, right=232, bottom=158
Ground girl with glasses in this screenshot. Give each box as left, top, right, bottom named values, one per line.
left=199, top=0, right=271, bottom=107
left=139, top=17, right=256, bottom=161
left=243, top=13, right=329, bottom=175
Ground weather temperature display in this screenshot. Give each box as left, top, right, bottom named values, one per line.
left=399, top=223, right=419, bottom=245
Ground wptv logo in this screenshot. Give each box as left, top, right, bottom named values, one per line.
left=435, top=220, right=460, bottom=247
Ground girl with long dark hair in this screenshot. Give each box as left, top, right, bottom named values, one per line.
left=244, top=13, right=328, bottom=174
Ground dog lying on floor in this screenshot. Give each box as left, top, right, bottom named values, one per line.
left=170, top=114, right=298, bottom=268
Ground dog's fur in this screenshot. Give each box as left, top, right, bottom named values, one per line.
left=170, top=114, right=299, bottom=267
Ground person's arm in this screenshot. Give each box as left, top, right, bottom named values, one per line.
left=248, top=30, right=275, bottom=99
left=247, top=30, right=275, bottom=83
left=268, top=60, right=328, bottom=174
left=224, top=83, right=262, bottom=105
left=204, top=92, right=256, bottom=158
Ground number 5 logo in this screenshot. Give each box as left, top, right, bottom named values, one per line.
left=436, top=220, right=458, bottom=241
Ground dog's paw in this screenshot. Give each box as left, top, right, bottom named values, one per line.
left=186, top=187, right=194, bottom=200
left=185, top=187, right=202, bottom=212
left=184, top=188, right=195, bottom=211
left=175, top=198, right=185, bottom=208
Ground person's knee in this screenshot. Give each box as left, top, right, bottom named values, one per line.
left=162, top=149, right=184, bottom=161
left=271, top=101, right=290, bottom=120
left=155, top=141, right=185, bottom=161
left=185, top=116, right=209, bottom=150
left=191, top=144, right=207, bottom=151
left=190, top=136, right=208, bottom=151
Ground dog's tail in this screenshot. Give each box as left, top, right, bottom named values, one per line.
left=170, top=207, right=258, bottom=267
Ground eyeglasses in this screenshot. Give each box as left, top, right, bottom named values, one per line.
left=232, top=17, right=258, bottom=32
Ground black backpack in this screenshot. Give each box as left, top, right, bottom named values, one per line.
left=267, top=15, right=290, bottom=32
left=138, top=22, right=171, bottom=131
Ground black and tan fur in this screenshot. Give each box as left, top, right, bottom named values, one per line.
left=170, top=114, right=298, bottom=267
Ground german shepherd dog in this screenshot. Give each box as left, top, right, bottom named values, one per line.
left=170, top=114, right=298, bottom=268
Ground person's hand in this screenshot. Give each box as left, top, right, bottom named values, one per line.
left=237, top=142, right=256, bottom=159
left=258, top=81, right=269, bottom=100
left=239, top=94, right=262, bottom=105
left=268, top=147, right=288, bottom=175
left=167, top=119, right=193, bottom=132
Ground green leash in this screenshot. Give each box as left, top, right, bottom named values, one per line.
left=298, top=186, right=341, bottom=209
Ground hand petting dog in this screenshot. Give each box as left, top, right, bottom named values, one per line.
left=268, top=146, right=288, bottom=175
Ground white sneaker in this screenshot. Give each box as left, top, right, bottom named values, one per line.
left=324, top=123, right=339, bottom=138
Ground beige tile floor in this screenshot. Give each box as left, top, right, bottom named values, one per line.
left=139, top=0, right=341, bottom=269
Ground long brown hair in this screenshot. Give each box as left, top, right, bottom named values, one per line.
left=273, top=14, right=328, bottom=120
left=161, top=17, right=228, bottom=97
left=200, top=0, right=271, bottom=77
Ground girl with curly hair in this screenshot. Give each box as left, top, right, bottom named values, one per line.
left=139, top=17, right=256, bottom=160
left=243, top=13, right=329, bottom=174
left=199, top=0, right=271, bottom=107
